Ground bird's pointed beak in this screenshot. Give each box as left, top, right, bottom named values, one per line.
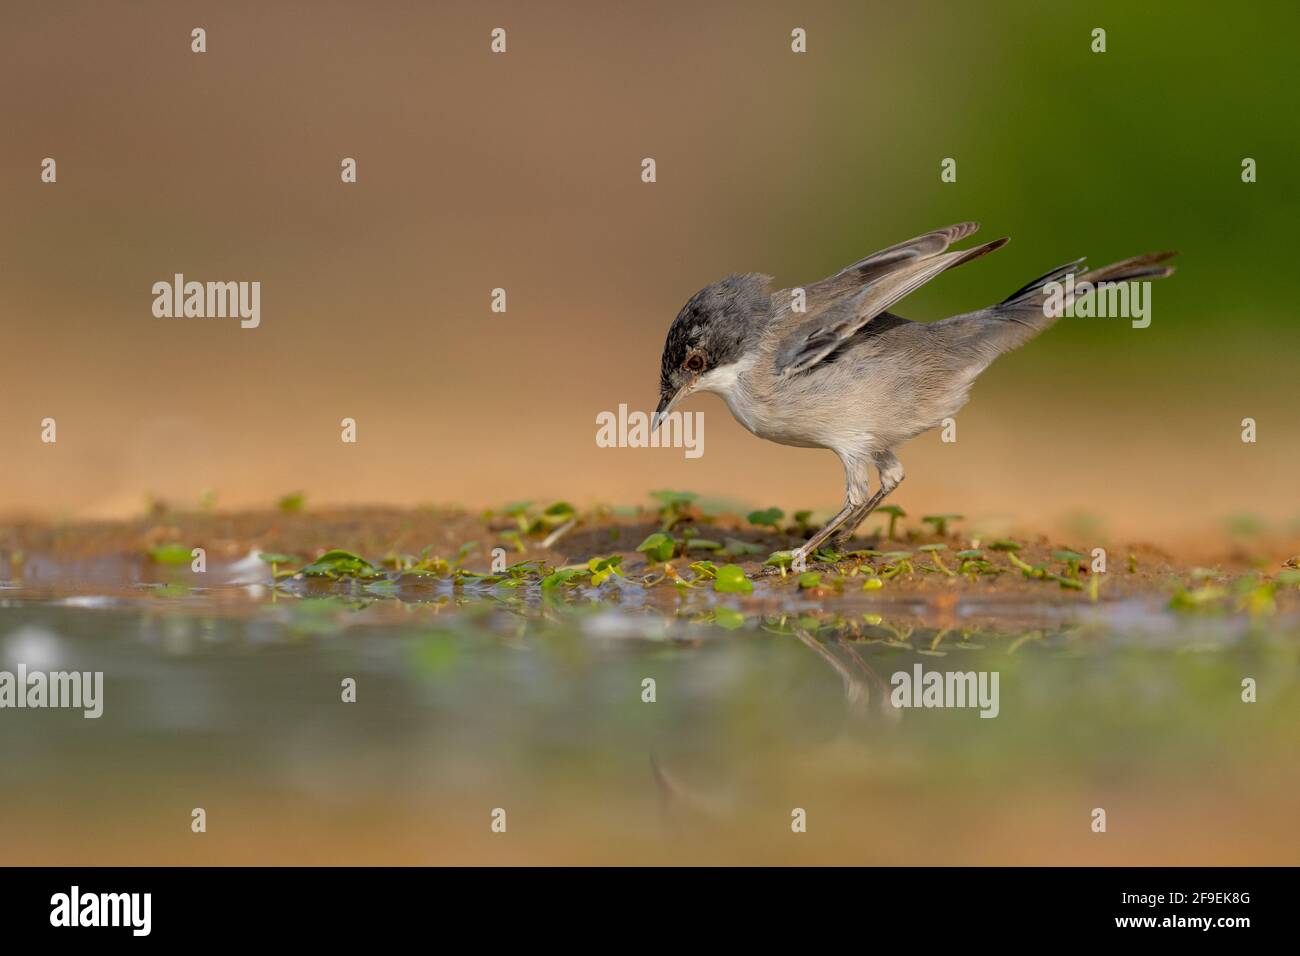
left=651, top=385, right=687, bottom=434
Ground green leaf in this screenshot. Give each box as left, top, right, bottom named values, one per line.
left=636, top=532, right=677, bottom=562
left=685, top=538, right=723, bottom=551
left=714, top=564, right=753, bottom=594
left=722, top=538, right=764, bottom=557
left=301, top=548, right=383, bottom=579
left=797, top=571, right=822, bottom=589
left=587, top=554, right=624, bottom=586
left=277, top=492, right=305, bottom=514
left=540, top=501, right=576, bottom=526
left=541, top=568, right=584, bottom=589
left=147, top=544, right=193, bottom=565
left=650, top=490, right=697, bottom=508
left=746, top=507, right=784, bottom=529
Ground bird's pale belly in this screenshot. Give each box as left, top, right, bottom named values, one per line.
left=714, top=384, right=834, bottom=450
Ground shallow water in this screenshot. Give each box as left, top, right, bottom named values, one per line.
left=1, top=566, right=1297, bottom=865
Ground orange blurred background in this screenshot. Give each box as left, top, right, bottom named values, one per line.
left=2, top=1, right=1296, bottom=544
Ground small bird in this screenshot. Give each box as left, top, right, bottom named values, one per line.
left=653, top=222, right=1175, bottom=565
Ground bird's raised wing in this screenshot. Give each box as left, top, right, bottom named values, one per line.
left=773, top=223, right=1007, bottom=376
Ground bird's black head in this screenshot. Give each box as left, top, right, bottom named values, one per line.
left=655, top=273, right=771, bottom=427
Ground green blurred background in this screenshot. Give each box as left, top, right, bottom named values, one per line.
left=2, top=0, right=1296, bottom=542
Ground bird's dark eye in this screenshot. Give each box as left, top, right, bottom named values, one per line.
left=684, top=351, right=706, bottom=373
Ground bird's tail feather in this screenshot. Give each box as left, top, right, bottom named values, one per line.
left=968, top=250, right=1178, bottom=354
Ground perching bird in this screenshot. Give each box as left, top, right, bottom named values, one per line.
left=653, top=223, right=1175, bottom=565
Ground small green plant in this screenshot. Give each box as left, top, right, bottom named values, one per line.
left=587, top=555, right=624, bottom=586
left=791, top=510, right=816, bottom=534
left=147, top=543, right=192, bottom=565
left=1169, top=584, right=1228, bottom=612
left=797, top=571, right=822, bottom=590
left=301, top=549, right=383, bottom=580
left=636, top=532, right=677, bottom=562
left=722, top=538, right=763, bottom=558
left=714, top=563, right=753, bottom=594
left=649, top=490, right=697, bottom=530
left=878, top=551, right=914, bottom=579
left=1053, top=550, right=1086, bottom=578
left=685, top=538, right=722, bottom=551
left=257, top=552, right=298, bottom=579
left=921, top=513, right=963, bottom=536
left=277, top=492, right=305, bottom=514
left=746, top=507, right=784, bottom=529
left=541, top=567, right=586, bottom=589
left=918, top=543, right=954, bottom=576
left=877, top=505, right=906, bottom=541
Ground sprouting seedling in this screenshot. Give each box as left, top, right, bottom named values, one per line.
left=636, top=532, right=677, bottom=562
left=689, top=559, right=719, bottom=580
left=1127, top=554, right=1138, bottom=574
left=746, top=507, right=784, bottom=530
left=541, top=567, right=588, bottom=590
left=956, top=554, right=993, bottom=574
left=536, top=502, right=578, bottom=547
left=455, top=541, right=479, bottom=568
left=498, top=500, right=533, bottom=531
left=878, top=550, right=914, bottom=579
left=797, top=571, right=822, bottom=590
left=650, top=490, right=697, bottom=530
left=918, top=543, right=954, bottom=577
left=1053, top=550, right=1086, bottom=578
left=686, top=538, right=723, bottom=552
left=1169, top=584, right=1228, bottom=612
left=1005, top=550, right=1042, bottom=579
left=277, top=492, right=305, bottom=514
left=587, top=554, right=624, bottom=586
left=877, top=505, right=906, bottom=541
left=722, top=538, right=763, bottom=558
left=792, top=510, right=815, bottom=534
left=763, top=551, right=795, bottom=578
left=301, top=549, right=385, bottom=580
left=146, top=543, right=193, bottom=565
left=257, top=552, right=298, bottom=581
left=921, top=513, right=962, bottom=536
left=499, top=530, right=525, bottom=554
left=714, top=563, right=753, bottom=594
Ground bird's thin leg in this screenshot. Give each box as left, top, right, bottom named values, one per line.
left=830, top=451, right=905, bottom=549
left=792, top=454, right=875, bottom=566
left=793, top=500, right=860, bottom=565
